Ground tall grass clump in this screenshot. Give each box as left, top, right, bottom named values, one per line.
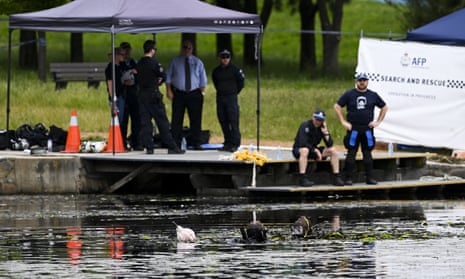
left=0, top=0, right=404, bottom=145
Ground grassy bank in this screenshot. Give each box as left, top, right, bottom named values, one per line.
left=0, top=0, right=404, bottom=145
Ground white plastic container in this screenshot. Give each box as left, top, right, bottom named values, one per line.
left=388, top=142, right=394, bottom=156
left=47, top=139, right=53, bottom=152
left=276, top=146, right=282, bottom=160
left=181, top=137, right=187, bottom=151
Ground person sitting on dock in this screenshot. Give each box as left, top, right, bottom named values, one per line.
left=292, top=109, right=344, bottom=187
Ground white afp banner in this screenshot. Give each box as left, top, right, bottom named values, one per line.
left=356, top=38, right=465, bottom=150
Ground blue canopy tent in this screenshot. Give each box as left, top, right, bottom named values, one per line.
left=7, top=0, right=263, bottom=150
left=406, top=8, right=465, bottom=45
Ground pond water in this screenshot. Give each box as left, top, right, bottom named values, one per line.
left=0, top=195, right=464, bottom=278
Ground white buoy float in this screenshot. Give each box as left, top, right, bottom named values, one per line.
left=173, top=221, right=196, bottom=242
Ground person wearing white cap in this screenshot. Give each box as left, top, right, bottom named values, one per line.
left=334, top=73, right=388, bottom=185
left=292, top=109, right=344, bottom=187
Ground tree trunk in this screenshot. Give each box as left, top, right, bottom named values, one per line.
left=38, top=31, right=46, bottom=82
left=322, top=34, right=340, bottom=76
left=19, top=30, right=38, bottom=69
left=243, top=0, right=258, bottom=66
left=299, top=0, right=318, bottom=73
left=215, top=0, right=233, bottom=55
left=260, top=0, right=273, bottom=28
left=317, top=0, right=344, bottom=77
left=70, top=33, right=83, bottom=62
left=216, top=34, right=233, bottom=56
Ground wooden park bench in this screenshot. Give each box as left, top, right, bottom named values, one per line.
left=50, top=62, right=108, bottom=90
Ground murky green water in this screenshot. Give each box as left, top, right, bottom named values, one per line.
left=0, top=195, right=464, bottom=278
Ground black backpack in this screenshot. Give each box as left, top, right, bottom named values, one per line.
left=15, top=124, right=34, bottom=141
left=48, top=125, right=68, bottom=147
left=15, top=123, right=49, bottom=147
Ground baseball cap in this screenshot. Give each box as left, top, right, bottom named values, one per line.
left=218, top=49, right=231, bottom=58
left=120, top=42, right=131, bottom=49
left=355, top=73, right=369, bottom=80
left=313, top=110, right=326, bottom=121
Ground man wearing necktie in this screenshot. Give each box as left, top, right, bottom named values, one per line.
left=166, top=40, right=207, bottom=150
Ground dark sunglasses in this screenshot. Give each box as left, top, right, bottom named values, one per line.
left=220, top=55, right=230, bottom=59
left=182, top=45, right=192, bottom=49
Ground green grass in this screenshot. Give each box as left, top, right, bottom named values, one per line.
left=0, top=0, right=404, bottom=145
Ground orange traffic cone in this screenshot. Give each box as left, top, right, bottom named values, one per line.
left=105, top=114, right=126, bottom=153
left=62, top=109, right=81, bottom=153
left=66, top=227, right=82, bottom=265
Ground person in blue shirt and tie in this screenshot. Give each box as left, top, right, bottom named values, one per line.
left=166, top=40, right=208, bottom=150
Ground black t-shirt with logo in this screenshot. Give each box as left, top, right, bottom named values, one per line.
left=336, top=88, right=386, bottom=128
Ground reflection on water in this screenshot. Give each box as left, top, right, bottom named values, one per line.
left=0, top=195, right=464, bottom=278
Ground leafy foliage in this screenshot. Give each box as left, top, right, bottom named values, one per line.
left=0, top=0, right=68, bottom=15
left=0, top=0, right=404, bottom=143
left=386, top=0, right=465, bottom=30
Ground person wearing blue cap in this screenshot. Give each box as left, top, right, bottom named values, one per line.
left=292, top=109, right=344, bottom=187
left=334, top=73, right=388, bottom=185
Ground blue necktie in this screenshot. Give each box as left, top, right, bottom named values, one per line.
left=185, top=57, right=191, bottom=92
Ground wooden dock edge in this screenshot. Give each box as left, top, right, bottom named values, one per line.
left=241, top=178, right=465, bottom=193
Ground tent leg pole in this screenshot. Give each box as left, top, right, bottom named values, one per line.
left=255, top=31, right=262, bottom=151
left=7, top=29, right=13, bottom=132
left=110, top=29, right=116, bottom=155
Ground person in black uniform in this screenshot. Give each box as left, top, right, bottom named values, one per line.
left=105, top=47, right=126, bottom=126
left=135, top=40, right=184, bottom=155
left=212, top=49, right=245, bottom=152
left=334, top=73, right=388, bottom=185
left=119, top=42, right=142, bottom=151
left=292, top=109, right=344, bottom=187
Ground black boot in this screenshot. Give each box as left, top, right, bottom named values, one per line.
left=364, top=159, right=377, bottom=185
left=366, top=177, right=378, bottom=185
left=332, top=173, right=344, bottom=186
left=298, top=174, right=314, bottom=187
left=343, top=161, right=355, bottom=186
left=344, top=174, right=353, bottom=186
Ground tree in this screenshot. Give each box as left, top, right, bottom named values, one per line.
left=285, top=0, right=318, bottom=73
left=70, top=33, right=83, bottom=62
left=298, top=0, right=318, bottom=73
left=243, top=0, right=259, bottom=66
left=317, top=0, right=344, bottom=77
left=241, top=0, right=273, bottom=66
left=257, top=0, right=274, bottom=61
left=289, top=0, right=348, bottom=76
left=211, top=0, right=272, bottom=65
left=0, top=0, right=68, bottom=69
left=215, top=0, right=235, bottom=55
left=386, top=0, right=465, bottom=30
